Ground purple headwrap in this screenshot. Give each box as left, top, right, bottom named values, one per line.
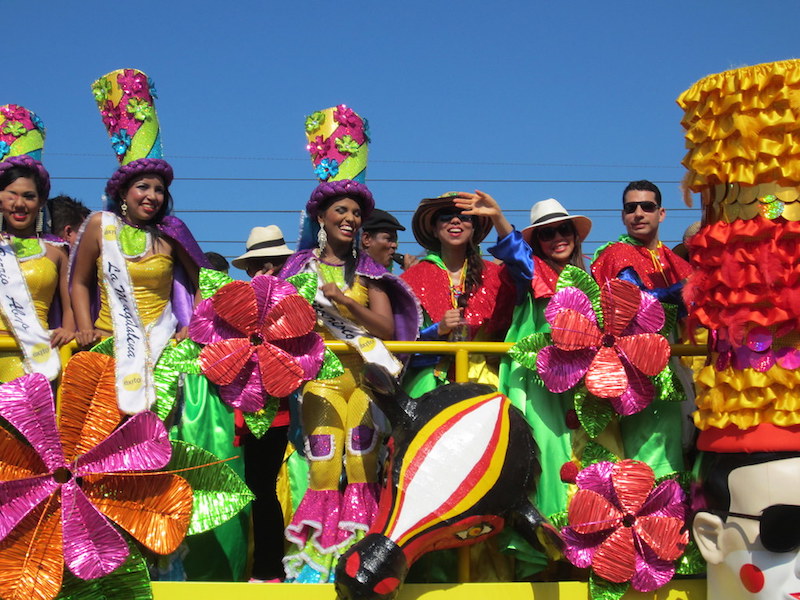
left=306, top=179, right=375, bottom=221
left=105, top=158, right=174, bottom=201
left=0, top=155, right=51, bottom=198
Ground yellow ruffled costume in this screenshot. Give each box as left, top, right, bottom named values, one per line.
left=0, top=256, right=58, bottom=382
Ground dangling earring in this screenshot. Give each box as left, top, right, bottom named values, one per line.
left=35, top=208, right=43, bottom=233
left=317, top=227, right=327, bottom=252
left=352, top=242, right=357, bottom=259
left=121, top=202, right=128, bottom=217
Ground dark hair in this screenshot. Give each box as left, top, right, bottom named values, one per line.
left=623, top=180, right=662, bottom=207
left=696, top=451, right=800, bottom=512
left=317, top=196, right=360, bottom=287
left=531, top=221, right=587, bottom=272
left=0, top=164, right=48, bottom=202
left=204, top=251, right=229, bottom=273
left=48, top=195, right=90, bottom=236
left=110, top=172, right=173, bottom=237
left=426, top=209, right=485, bottom=298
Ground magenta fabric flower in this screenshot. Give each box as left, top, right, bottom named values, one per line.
left=189, top=274, right=325, bottom=412
left=536, top=279, right=670, bottom=415
left=307, top=134, right=331, bottom=159
left=334, top=104, right=362, bottom=129
left=0, top=352, right=192, bottom=600
left=562, top=460, right=689, bottom=592
left=116, top=68, right=149, bottom=98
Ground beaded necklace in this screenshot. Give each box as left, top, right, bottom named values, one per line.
left=118, top=221, right=151, bottom=259
left=447, top=260, right=468, bottom=309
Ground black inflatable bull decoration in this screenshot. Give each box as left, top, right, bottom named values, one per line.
left=335, top=365, right=562, bottom=600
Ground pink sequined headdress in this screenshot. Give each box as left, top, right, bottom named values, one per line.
left=0, top=104, right=50, bottom=197
left=91, top=68, right=173, bottom=201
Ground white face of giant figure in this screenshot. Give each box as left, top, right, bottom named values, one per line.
left=694, top=457, right=800, bottom=600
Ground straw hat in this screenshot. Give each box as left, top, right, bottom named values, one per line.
left=232, top=225, right=293, bottom=270
left=521, top=198, right=592, bottom=246
left=411, top=194, right=493, bottom=250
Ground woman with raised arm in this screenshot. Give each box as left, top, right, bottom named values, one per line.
left=0, top=105, right=73, bottom=383
left=281, top=106, right=419, bottom=583
left=72, top=69, right=208, bottom=414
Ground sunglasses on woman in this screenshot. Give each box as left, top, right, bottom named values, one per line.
left=623, top=201, right=659, bottom=214
left=536, top=222, right=575, bottom=242
left=712, top=504, right=800, bottom=553
left=436, top=212, right=474, bottom=223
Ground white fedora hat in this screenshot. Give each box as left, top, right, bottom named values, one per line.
left=521, top=198, right=592, bottom=246
left=232, top=225, right=293, bottom=270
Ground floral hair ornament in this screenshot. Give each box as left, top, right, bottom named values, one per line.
left=188, top=269, right=342, bottom=435
left=0, top=104, right=51, bottom=197
left=562, top=459, right=690, bottom=598
left=0, top=352, right=253, bottom=600
left=510, top=266, right=673, bottom=420
left=92, top=68, right=174, bottom=201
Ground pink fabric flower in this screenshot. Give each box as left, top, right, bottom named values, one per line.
left=536, top=279, right=670, bottom=415
left=190, top=274, right=325, bottom=412
left=562, top=460, right=689, bottom=592
left=116, top=68, right=150, bottom=98
left=307, top=135, right=331, bottom=160
left=334, top=104, right=362, bottom=130
left=0, top=352, right=192, bottom=598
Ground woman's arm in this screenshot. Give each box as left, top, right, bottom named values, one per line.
left=321, top=280, right=395, bottom=340
left=49, top=244, right=74, bottom=347
left=170, top=238, right=202, bottom=340
left=71, top=213, right=102, bottom=346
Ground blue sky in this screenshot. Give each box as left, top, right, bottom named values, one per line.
left=15, top=1, right=800, bottom=276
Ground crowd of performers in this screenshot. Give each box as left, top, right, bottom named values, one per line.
left=8, top=64, right=784, bottom=597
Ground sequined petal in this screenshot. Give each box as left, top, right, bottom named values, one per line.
left=199, top=339, right=253, bottom=385
left=624, top=292, right=665, bottom=335
left=0, top=476, right=58, bottom=542
left=592, top=525, right=636, bottom=583
left=545, top=287, right=596, bottom=327
left=210, top=280, right=258, bottom=334
left=629, top=541, right=677, bottom=592
left=0, top=426, right=46, bottom=481
left=261, top=295, right=317, bottom=341
left=61, top=481, right=129, bottom=579
left=575, top=461, right=616, bottom=497
left=0, top=374, right=63, bottom=471
left=216, top=354, right=264, bottom=412
left=276, top=332, right=326, bottom=379
left=59, top=352, right=122, bottom=463
left=83, top=473, right=192, bottom=555
left=537, top=345, right=595, bottom=393
left=611, top=460, right=654, bottom=515
left=251, top=274, right=299, bottom=320
left=562, top=526, right=606, bottom=568
left=552, top=309, right=602, bottom=350
left=585, top=346, right=627, bottom=398
left=568, top=489, right=622, bottom=534
left=0, top=500, right=62, bottom=600
left=74, top=412, right=171, bottom=475
left=189, top=298, right=241, bottom=344
left=611, top=359, right=654, bottom=416
left=256, top=345, right=305, bottom=397
left=615, top=334, right=670, bottom=376
left=634, top=515, right=688, bottom=561
left=639, top=480, right=686, bottom=519
left=602, top=280, right=641, bottom=336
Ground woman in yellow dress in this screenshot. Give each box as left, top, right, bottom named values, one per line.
left=0, top=105, right=73, bottom=384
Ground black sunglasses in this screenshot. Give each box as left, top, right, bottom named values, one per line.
left=436, top=212, right=474, bottom=223
left=623, top=201, right=659, bottom=214
left=712, top=504, right=800, bottom=553
left=536, top=222, right=575, bottom=242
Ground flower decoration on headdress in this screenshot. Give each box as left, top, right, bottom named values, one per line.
left=0, top=141, right=9, bottom=159
left=117, top=68, right=149, bottom=97
left=334, top=104, right=362, bottom=130
left=1, top=105, right=29, bottom=123
left=305, top=110, right=326, bottom=134
left=314, top=157, right=339, bottom=181
left=307, top=135, right=331, bottom=159
left=536, top=278, right=670, bottom=416
left=92, top=78, right=112, bottom=104
left=562, top=459, right=689, bottom=593
left=30, top=112, right=45, bottom=132
left=335, top=134, right=360, bottom=155
left=126, top=97, right=152, bottom=121
left=189, top=274, right=326, bottom=412
left=0, top=352, right=193, bottom=600
left=2, top=121, right=26, bottom=138
left=110, top=129, right=132, bottom=155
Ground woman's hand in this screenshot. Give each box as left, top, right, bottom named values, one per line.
left=174, top=325, right=189, bottom=342
left=321, top=282, right=348, bottom=305
left=75, top=329, right=100, bottom=348
left=49, top=327, right=74, bottom=348
left=437, top=308, right=464, bottom=336
left=454, top=190, right=512, bottom=238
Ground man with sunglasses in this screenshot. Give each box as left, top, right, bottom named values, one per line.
left=591, top=180, right=691, bottom=305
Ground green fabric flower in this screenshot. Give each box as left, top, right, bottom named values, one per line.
left=92, top=78, right=112, bottom=105
left=305, top=111, right=326, bottom=133
left=2, top=121, right=26, bottom=137
left=335, top=134, right=360, bottom=155
left=126, top=97, right=152, bottom=121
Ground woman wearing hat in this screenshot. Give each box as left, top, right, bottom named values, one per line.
left=72, top=69, right=209, bottom=415
left=400, top=192, right=514, bottom=398
left=0, top=106, right=74, bottom=383
left=280, top=180, right=419, bottom=582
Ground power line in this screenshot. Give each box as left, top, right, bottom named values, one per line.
left=53, top=176, right=684, bottom=184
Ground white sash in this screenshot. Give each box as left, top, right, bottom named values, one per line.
left=101, top=213, right=178, bottom=413
left=0, top=238, right=61, bottom=380
left=307, top=259, right=402, bottom=376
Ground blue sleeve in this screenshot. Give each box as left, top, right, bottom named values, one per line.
left=488, top=229, right=533, bottom=303
left=618, top=267, right=686, bottom=316
left=419, top=322, right=442, bottom=341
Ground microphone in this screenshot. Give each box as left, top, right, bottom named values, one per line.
left=391, top=252, right=405, bottom=267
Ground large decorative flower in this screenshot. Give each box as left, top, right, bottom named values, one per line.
left=189, top=274, right=325, bottom=412
left=563, top=460, right=688, bottom=592
left=537, top=279, right=670, bottom=415
left=0, top=352, right=193, bottom=600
